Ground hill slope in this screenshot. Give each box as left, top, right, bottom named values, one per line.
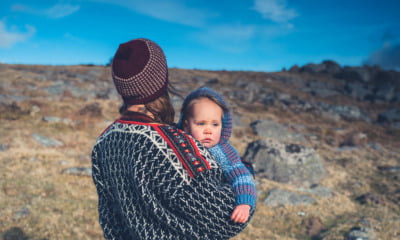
left=0, top=63, right=399, bottom=239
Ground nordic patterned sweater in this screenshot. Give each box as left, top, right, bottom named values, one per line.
left=91, top=112, right=250, bottom=240
left=177, top=87, right=257, bottom=209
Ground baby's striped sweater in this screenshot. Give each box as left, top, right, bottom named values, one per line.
left=178, top=87, right=257, bottom=210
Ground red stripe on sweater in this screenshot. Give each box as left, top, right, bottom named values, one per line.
left=154, top=125, right=195, bottom=178
left=186, top=136, right=211, bottom=170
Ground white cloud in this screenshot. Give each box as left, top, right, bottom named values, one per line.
left=253, top=0, right=298, bottom=22
left=91, top=0, right=214, bottom=27
left=11, top=3, right=80, bottom=18
left=45, top=4, right=80, bottom=18
left=0, top=21, right=36, bottom=48
left=193, top=24, right=256, bottom=53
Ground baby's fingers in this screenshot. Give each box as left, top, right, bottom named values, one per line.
left=230, top=209, right=248, bottom=223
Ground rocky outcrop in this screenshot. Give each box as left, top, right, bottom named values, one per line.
left=289, top=61, right=400, bottom=104
left=377, top=109, right=400, bottom=129
left=242, top=139, right=326, bottom=187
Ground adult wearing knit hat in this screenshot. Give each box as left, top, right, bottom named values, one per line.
left=92, top=38, right=250, bottom=240
left=112, top=38, right=168, bottom=105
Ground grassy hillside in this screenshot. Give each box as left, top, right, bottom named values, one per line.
left=1, top=64, right=399, bottom=239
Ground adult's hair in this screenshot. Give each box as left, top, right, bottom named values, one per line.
left=119, top=90, right=175, bottom=125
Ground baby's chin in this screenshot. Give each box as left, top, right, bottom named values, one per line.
left=202, top=142, right=216, bottom=148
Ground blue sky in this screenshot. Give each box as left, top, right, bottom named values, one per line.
left=1, top=0, right=399, bottom=71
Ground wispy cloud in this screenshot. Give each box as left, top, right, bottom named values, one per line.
left=193, top=24, right=256, bottom=53
left=45, top=4, right=80, bottom=18
left=0, top=21, right=36, bottom=48
left=11, top=3, right=80, bottom=18
left=91, top=0, right=214, bottom=27
left=252, top=0, right=298, bottom=22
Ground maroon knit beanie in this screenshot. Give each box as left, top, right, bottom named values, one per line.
left=112, top=38, right=168, bottom=104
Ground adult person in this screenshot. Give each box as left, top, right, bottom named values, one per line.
left=91, top=38, right=253, bottom=240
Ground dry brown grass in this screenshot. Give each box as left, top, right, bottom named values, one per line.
left=1, top=64, right=399, bottom=240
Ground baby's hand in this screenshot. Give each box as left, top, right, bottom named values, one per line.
left=230, top=204, right=251, bottom=223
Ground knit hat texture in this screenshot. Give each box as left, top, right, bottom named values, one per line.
left=112, top=38, right=168, bottom=104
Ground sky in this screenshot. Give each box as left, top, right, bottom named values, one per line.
left=0, top=0, right=399, bottom=72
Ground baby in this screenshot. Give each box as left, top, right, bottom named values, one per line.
left=178, top=87, right=256, bottom=223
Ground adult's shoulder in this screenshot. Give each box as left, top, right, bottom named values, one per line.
left=155, top=124, right=219, bottom=178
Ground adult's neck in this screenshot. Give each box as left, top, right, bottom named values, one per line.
left=126, top=104, right=154, bottom=119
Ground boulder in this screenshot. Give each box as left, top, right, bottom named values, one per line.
left=250, top=119, right=308, bottom=144
left=263, top=188, right=316, bottom=207
left=242, top=139, right=326, bottom=187
left=335, top=66, right=375, bottom=83
left=377, top=109, right=400, bottom=129
left=344, top=82, right=372, bottom=101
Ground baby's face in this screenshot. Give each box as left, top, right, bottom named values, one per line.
left=184, top=98, right=223, bottom=148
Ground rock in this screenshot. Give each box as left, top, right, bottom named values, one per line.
left=232, top=81, right=264, bottom=103
left=42, top=116, right=76, bottom=125
left=242, top=139, right=326, bottom=187
left=318, top=102, right=371, bottom=123
left=32, top=133, right=63, bottom=147
left=301, top=63, right=327, bottom=73
left=2, top=227, right=29, bottom=240
left=299, top=184, right=334, bottom=198
left=263, top=188, right=316, bottom=207
left=206, top=78, right=219, bottom=84
left=373, top=82, right=395, bottom=102
left=345, top=226, right=375, bottom=240
left=355, top=193, right=385, bottom=205
left=0, top=144, right=9, bottom=151
left=344, top=81, right=372, bottom=100
left=368, top=142, right=384, bottom=152
left=336, top=66, right=375, bottom=83
left=45, top=82, right=65, bottom=96
left=13, top=206, right=30, bottom=220
left=321, top=60, right=342, bottom=74
left=262, top=93, right=276, bottom=107
left=250, top=119, right=308, bottom=144
left=61, top=167, right=92, bottom=176
left=377, top=109, right=400, bottom=128
left=302, top=81, right=340, bottom=98
left=288, top=64, right=300, bottom=73
left=296, top=60, right=342, bottom=75
left=377, top=165, right=400, bottom=172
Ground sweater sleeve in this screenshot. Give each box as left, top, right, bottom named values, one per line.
left=92, top=146, right=133, bottom=239
left=208, top=143, right=257, bottom=209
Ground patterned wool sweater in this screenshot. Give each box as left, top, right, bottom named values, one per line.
left=92, top=112, right=250, bottom=240
left=177, top=87, right=257, bottom=209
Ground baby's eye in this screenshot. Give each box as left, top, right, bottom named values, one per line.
left=213, top=123, right=220, bottom=127
left=196, top=122, right=205, bottom=126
